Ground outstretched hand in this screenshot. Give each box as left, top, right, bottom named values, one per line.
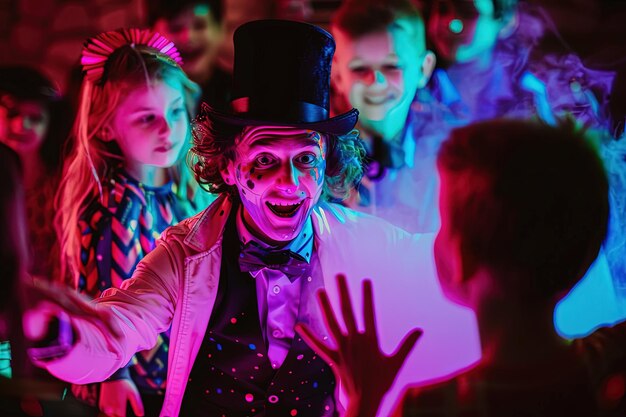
left=22, top=278, right=122, bottom=360
left=295, top=274, right=422, bottom=417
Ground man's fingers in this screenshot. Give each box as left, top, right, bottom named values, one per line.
left=295, top=323, right=337, bottom=366
left=22, top=301, right=58, bottom=340
left=336, top=274, right=358, bottom=335
left=26, top=279, right=122, bottom=339
left=26, top=280, right=93, bottom=317
left=391, top=328, right=423, bottom=371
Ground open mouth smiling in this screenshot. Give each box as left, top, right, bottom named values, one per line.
left=364, top=93, right=395, bottom=105
left=266, top=201, right=304, bottom=217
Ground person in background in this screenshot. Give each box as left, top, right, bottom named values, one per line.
left=148, top=0, right=232, bottom=112
left=0, top=66, right=71, bottom=281
left=418, top=0, right=613, bottom=128
left=298, top=119, right=626, bottom=417
left=0, top=143, right=34, bottom=416
left=54, top=28, right=211, bottom=417
left=330, top=0, right=439, bottom=233
left=418, top=0, right=622, bottom=340
left=24, top=20, right=480, bottom=417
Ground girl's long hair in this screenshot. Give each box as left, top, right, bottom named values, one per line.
left=55, top=45, right=206, bottom=286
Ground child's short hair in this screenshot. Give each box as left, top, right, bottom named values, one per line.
left=146, top=0, right=223, bottom=27
left=189, top=105, right=366, bottom=201
left=437, top=119, right=609, bottom=299
left=332, top=0, right=426, bottom=47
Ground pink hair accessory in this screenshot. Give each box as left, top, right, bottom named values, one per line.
left=81, top=28, right=183, bottom=83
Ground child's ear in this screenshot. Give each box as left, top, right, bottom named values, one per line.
left=99, top=125, right=115, bottom=142
left=417, top=51, right=436, bottom=88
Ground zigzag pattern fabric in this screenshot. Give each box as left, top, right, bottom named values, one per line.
left=78, top=169, right=197, bottom=392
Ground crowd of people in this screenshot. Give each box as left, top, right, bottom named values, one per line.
left=1, top=0, right=625, bottom=416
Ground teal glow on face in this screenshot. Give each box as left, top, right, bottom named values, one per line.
left=427, top=0, right=503, bottom=64
left=333, top=19, right=426, bottom=139
left=449, top=19, right=464, bottom=34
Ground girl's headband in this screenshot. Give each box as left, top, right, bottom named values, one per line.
left=81, top=28, right=183, bottom=84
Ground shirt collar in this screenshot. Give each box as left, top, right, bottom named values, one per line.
left=236, top=206, right=314, bottom=263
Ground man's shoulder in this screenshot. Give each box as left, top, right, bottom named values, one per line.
left=156, top=194, right=232, bottom=254
left=316, top=201, right=409, bottom=235
left=159, top=210, right=205, bottom=241
left=315, top=202, right=436, bottom=251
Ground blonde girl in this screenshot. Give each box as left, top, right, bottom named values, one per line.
left=55, top=28, right=211, bottom=417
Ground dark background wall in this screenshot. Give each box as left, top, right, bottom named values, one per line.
left=1, top=0, right=625, bottom=92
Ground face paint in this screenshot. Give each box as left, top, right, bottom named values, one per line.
left=224, top=126, right=327, bottom=244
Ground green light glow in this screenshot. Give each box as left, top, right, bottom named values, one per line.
left=449, top=19, right=464, bottom=34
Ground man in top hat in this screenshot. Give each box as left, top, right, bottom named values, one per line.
left=24, top=20, right=480, bottom=417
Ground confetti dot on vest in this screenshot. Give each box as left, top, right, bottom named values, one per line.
left=257, top=353, right=264, bottom=357
left=217, top=343, right=223, bottom=351
left=296, top=354, right=304, bottom=360
left=205, top=390, right=209, bottom=394
left=245, top=393, right=254, bottom=402
left=325, top=405, right=330, bottom=411
left=313, top=382, right=318, bottom=388
left=290, top=409, right=298, bottom=416
left=254, top=366, right=259, bottom=370
left=231, top=367, right=236, bottom=373
left=216, top=388, right=222, bottom=394
left=249, top=343, right=256, bottom=350
left=295, top=397, right=299, bottom=401
left=230, top=317, right=237, bottom=324
left=268, top=395, right=279, bottom=403
left=97, top=255, right=103, bottom=261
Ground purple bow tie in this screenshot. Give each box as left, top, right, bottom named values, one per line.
left=239, top=241, right=310, bottom=282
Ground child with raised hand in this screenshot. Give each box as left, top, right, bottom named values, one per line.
left=54, top=28, right=211, bottom=417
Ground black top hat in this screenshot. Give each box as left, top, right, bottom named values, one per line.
left=207, top=19, right=358, bottom=135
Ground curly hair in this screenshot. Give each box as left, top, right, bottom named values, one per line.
left=189, top=104, right=367, bottom=201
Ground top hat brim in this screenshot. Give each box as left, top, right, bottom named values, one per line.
left=206, top=106, right=359, bottom=136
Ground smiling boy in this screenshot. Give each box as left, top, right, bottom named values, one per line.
left=331, top=0, right=441, bottom=233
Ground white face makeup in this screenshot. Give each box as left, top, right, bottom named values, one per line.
left=224, top=126, right=327, bottom=245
